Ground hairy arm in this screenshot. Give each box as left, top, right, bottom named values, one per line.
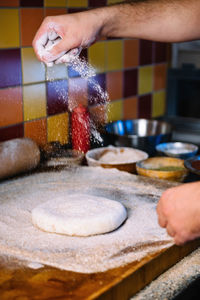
left=33, top=0, right=200, bottom=63
left=101, top=0, right=200, bottom=42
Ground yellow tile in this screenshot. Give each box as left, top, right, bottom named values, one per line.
left=152, top=91, right=166, bottom=118
left=106, top=40, right=123, bottom=71
left=23, top=83, right=46, bottom=121
left=46, top=64, right=68, bottom=81
left=0, top=9, right=19, bottom=48
left=21, top=47, right=45, bottom=84
left=44, top=0, right=67, bottom=6
left=107, top=100, right=123, bottom=122
left=138, top=66, right=153, bottom=95
left=88, top=42, right=106, bottom=73
left=47, top=113, right=69, bottom=144
left=67, top=0, right=88, bottom=7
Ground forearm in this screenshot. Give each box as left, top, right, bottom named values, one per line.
left=98, top=0, right=200, bottom=42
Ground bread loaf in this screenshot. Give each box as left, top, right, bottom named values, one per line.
left=0, top=138, right=40, bottom=180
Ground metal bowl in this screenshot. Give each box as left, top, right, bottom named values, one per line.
left=156, top=142, right=198, bottom=159
left=105, top=119, right=172, bottom=156
left=184, top=155, right=200, bottom=175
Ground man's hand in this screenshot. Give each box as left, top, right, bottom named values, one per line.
left=157, top=182, right=200, bottom=245
left=32, top=10, right=104, bottom=64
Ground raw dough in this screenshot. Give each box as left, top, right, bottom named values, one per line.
left=99, top=147, right=147, bottom=164
left=32, top=194, right=127, bottom=236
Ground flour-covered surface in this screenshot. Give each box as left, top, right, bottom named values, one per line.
left=132, top=248, right=200, bottom=300
left=0, top=167, right=174, bottom=273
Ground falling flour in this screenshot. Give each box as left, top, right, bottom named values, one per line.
left=0, top=167, right=174, bottom=273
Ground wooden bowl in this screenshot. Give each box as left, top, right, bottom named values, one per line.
left=136, top=157, right=188, bottom=182
left=86, top=147, right=148, bottom=174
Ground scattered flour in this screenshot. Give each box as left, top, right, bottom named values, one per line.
left=0, top=167, right=174, bottom=273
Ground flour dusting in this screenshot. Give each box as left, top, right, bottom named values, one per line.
left=0, top=167, right=174, bottom=273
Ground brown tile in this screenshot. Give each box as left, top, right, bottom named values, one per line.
left=20, top=0, right=43, bottom=6
left=0, top=0, right=19, bottom=6
left=154, top=64, right=167, bottom=91
left=0, top=87, right=23, bottom=127
left=124, top=39, right=139, bottom=69
left=0, top=123, right=23, bottom=142
left=124, top=97, right=138, bottom=120
left=20, top=8, right=44, bottom=47
left=89, top=0, right=106, bottom=7
left=139, top=39, right=153, bottom=65
left=153, top=42, right=167, bottom=63
left=106, top=71, right=122, bottom=101
left=138, top=94, right=152, bottom=119
left=123, top=69, right=138, bottom=98
left=24, top=118, right=47, bottom=146
left=68, top=77, right=88, bottom=111
left=45, top=7, right=67, bottom=16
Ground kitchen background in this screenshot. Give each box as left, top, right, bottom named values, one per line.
left=0, top=0, right=170, bottom=147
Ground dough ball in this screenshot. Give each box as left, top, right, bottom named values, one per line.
left=32, top=194, right=127, bottom=236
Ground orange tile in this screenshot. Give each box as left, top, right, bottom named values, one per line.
left=89, top=104, right=107, bottom=125
left=0, top=0, right=19, bottom=6
left=25, top=118, right=47, bottom=146
left=154, top=64, right=167, bottom=91
left=106, top=71, right=122, bottom=101
left=124, top=39, right=139, bottom=69
left=0, top=87, right=23, bottom=127
left=20, top=8, right=44, bottom=47
left=124, top=97, right=138, bottom=120
left=68, top=77, right=88, bottom=111
left=45, top=7, right=67, bottom=16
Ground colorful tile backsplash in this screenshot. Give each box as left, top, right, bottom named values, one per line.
left=0, top=0, right=169, bottom=146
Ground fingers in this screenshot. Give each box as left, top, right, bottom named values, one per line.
left=55, top=47, right=82, bottom=64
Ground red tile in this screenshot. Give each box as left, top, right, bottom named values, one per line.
left=0, top=123, right=23, bottom=142
left=123, top=69, right=138, bottom=98
left=0, top=87, right=23, bottom=127
left=47, top=79, right=68, bottom=115
left=154, top=64, right=167, bottom=91
left=20, top=8, right=44, bottom=47
left=0, top=49, right=22, bottom=88
left=0, top=0, right=19, bottom=6
left=138, top=94, right=152, bottom=119
left=106, top=71, right=122, bottom=101
left=24, top=118, right=47, bottom=146
left=45, top=7, right=67, bottom=16
left=139, top=39, right=153, bottom=65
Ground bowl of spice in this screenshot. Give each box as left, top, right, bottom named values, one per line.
left=86, top=146, right=148, bottom=173
left=156, top=142, right=198, bottom=159
left=184, top=155, right=200, bottom=175
left=136, top=157, right=188, bottom=182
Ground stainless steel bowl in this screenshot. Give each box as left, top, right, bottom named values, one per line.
left=105, top=119, right=172, bottom=156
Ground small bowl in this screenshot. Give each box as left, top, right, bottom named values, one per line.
left=86, top=146, right=148, bottom=173
left=136, top=157, right=188, bottom=182
left=156, top=142, right=198, bottom=159
left=184, top=155, right=200, bottom=175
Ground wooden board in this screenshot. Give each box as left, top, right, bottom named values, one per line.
left=0, top=167, right=199, bottom=299
left=0, top=240, right=199, bottom=300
